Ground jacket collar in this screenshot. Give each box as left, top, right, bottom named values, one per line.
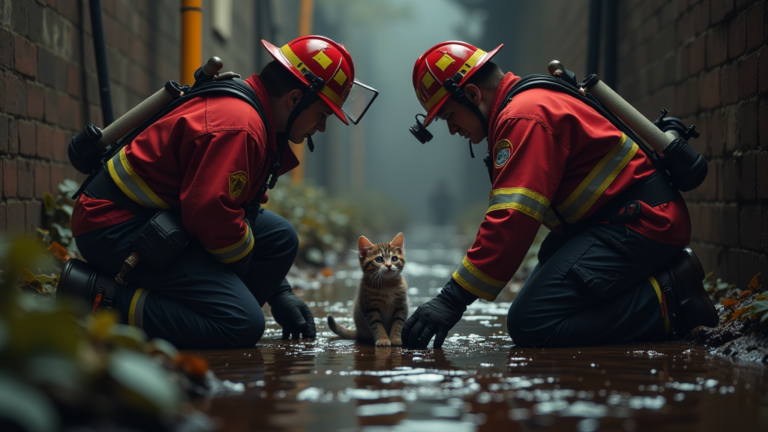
left=244, top=74, right=300, bottom=176
left=487, top=72, right=521, bottom=149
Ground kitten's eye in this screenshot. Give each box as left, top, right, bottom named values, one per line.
left=391, top=256, right=398, bottom=262
left=375, top=257, right=384, bottom=263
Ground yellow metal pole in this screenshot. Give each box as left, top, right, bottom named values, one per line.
left=291, top=0, right=315, bottom=184
left=180, top=0, right=203, bottom=85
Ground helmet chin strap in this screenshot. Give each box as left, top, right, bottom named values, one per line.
left=443, top=73, right=489, bottom=159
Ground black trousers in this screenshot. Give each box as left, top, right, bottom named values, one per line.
left=507, top=224, right=683, bottom=347
left=75, top=209, right=298, bottom=349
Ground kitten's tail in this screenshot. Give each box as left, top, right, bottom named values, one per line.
left=327, top=315, right=357, bottom=339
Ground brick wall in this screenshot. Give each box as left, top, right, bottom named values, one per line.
left=617, top=0, right=768, bottom=287
left=0, top=0, right=185, bottom=237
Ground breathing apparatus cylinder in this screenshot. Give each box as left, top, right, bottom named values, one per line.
left=68, top=57, right=225, bottom=174
left=581, top=75, right=708, bottom=192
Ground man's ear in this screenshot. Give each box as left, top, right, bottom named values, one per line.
left=286, top=89, right=304, bottom=110
left=463, top=83, right=482, bottom=105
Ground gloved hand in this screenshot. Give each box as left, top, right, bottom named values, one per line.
left=268, top=286, right=316, bottom=339
left=402, top=279, right=477, bottom=349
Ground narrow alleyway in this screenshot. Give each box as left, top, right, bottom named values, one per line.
left=193, top=226, right=768, bottom=431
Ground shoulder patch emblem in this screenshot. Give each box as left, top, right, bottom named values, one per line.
left=494, top=139, right=513, bottom=168
left=228, top=171, right=248, bottom=199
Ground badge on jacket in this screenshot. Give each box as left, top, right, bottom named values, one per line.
left=229, top=171, right=248, bottom=199
left=494, top=139, right=513, bottom=168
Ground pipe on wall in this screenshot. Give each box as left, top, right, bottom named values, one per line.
left=89, top=0, right=114, bottom=126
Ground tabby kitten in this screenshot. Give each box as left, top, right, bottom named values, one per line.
left=327, top=233, right=409, bottom=346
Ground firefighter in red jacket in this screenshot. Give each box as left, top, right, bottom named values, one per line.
left=64, top=36, right=375, bottom=349
left=402, top=41, right=718, bottom=349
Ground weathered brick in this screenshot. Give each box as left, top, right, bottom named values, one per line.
left=720, top=62, right=739, bottom=105
left=721, top=157, right=739, bottom=199
left=0, top=28, right=12, bottom=69
left=11, top=0, right=29, bottom=36
left=67, top=63, right=81, bottom=98
left=50, top=165, right=65, bottom=192
left=738, top=51, right=759, bottom=98
left=696, top=0, right=713, bottom=34
left=44, top=88, right=59, bottom=125
left=7, top=119, right=19, bottom=156
left=26, top=83, right=45, bottom=121
left=740, top=152, right=757, bottom=198
left=25, top=201, right=42, bottom=233
left=745, top=2, right=765, bottom=52
left=34, top=162, right=50, bottom=199
left=36, top=123, right=53, bottom=159
left=738, top=100, right=759, bottom=150
left=707, top=25, right=729, bottom=68
left=725, top=104, right=739, bottom=153
left=0, top=116, right=9, bottom=155
left=712, top=0, right=737, bottom=24
left=14, top=36, right=36, bottom=77
left=5, top=73, right=28, bottom=117
left=17, top=160, right=34, bottom=200
left=28, top=0, right=44, bottom=44
left=6, top=200, right=26, bottom=238
left=728, top=11, right=746, bottom=59
left=758, top=152, right=768, bottom=199
left=760, top=45, right=768, bottom=95
left=740, top=204, right=762, bottom=249
left=3, top=159, right=18, bottom=199
left=736, top=0, right=758, bottom=11
left=57, top=0, right=80, bottom=25
left=0, top=202, right=6, bottom=234
left=52, top=129, right=67, bottom=162
left=700, top=68, right=721, bottom=108
left=723, top=202, right=740, bottom=245
left=690, top=35, right=707, bottom=74
left=18, top=121, right=37, bottom=157
left=36, top=48, right=56, bottom=87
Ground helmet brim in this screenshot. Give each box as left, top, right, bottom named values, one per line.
left=261, top=39, right=350, bottom=125
left=422, top=43, right=504, bottom=127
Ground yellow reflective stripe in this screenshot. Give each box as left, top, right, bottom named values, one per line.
left=488, top=188, right=550, bottom=222
left=452, top=256, right=505, bottom=301
left=649, top=276, right=671, bottom=334
left=550, top=134, right=637, bottom=224
left=108, top=148, right=170, bottom=209
left=488, top=202, right=545, bottom=222
left=207, top=224, right=255, bottom=263
left=129, top=288, right=148, bottom=329
left=425, top=87, right=448, bottom=111
left=457, top=48, right=486, bottom=76
left=282, top=44, right=345, bottom=108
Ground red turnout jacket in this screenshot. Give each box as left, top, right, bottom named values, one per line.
left=72, top=74, right=299, bottom=267
left=452, top=73, right=691, bottom=301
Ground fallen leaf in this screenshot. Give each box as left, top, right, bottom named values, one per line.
left=757, top=295, right=768, bottom=301
left=48, top=242, right=70, bottom=263
left=739, top=290, right=752, bottom=300
left=18, top=268, right=45, bottom=293
left=748, top=273, right=762, bottom=292
left=732, top=307, right=751, bottom=320
left=721, top=299, right=740, bottom=308
left=175, top=354, right=209, bottom=378
left=321, top=267, right=334, bottom=277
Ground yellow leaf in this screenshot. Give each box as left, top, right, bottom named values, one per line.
left=43, top=192, right=55, bottom=214
left=88, top=310, right=119, bottom=342
left=47, top=242, right=70, bottom=263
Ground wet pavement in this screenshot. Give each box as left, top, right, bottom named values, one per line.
left=192, top=227, right=768, bottom=431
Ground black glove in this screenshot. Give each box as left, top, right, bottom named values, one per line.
left=402, top=279, right=477, bottom=349
left=268, top=286, right=316, bottom=339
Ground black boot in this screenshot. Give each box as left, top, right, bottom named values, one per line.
left=653, top=247, right=718, bottom=338
left=58, top=259, right=121, bottom=311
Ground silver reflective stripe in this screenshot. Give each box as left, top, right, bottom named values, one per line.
left=208, top=225, right=254, bottom=263
left=452, top=258, right=506, bottom=301
left=488, top=188, right=550, bottom=222
left=108, top=148, right=169, bottom=209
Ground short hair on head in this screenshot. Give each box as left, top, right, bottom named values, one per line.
left=463, top=61, right=504, bottom=90
left=260, top=60, right=307, bottom=98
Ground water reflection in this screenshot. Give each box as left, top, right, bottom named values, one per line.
left=190, top=225, right=768, bottom=431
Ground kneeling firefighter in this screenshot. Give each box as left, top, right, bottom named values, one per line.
left=58, top=36, right=377, bottom=349
left=402, top=41, right=717, bottom=349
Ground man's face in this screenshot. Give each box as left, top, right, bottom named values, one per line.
left=289, top=99, right=333, bottom=144
left=436, top=98, right=486, bottom=144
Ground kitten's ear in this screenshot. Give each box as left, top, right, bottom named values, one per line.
left=358, top=236, right=374, bottom=257
left=390, top=232, right=404, bottom=249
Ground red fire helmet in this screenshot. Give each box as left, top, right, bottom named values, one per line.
left=262, top=35, right=356, bottom=125
left=412, top=41, right=503, bottom=127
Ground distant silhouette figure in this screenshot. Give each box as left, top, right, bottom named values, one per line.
left=429, top=180, right=453, bottom=226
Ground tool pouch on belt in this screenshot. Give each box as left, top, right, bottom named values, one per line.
left=132, top=211, right=189, bottom=269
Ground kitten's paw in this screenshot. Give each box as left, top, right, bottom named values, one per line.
left=390, top=335, right=402, bottom=346
left=375, top=338, right=392, bottom=347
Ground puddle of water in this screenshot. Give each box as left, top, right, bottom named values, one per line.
left=191, top=225, right=768, bottom=431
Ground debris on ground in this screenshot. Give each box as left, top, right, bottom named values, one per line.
left=693, top=273, right=768, bottom=362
